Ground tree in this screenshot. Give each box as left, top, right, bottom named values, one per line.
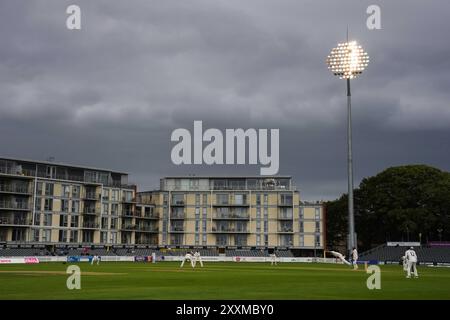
left=326, top=165, right=450, bottom=251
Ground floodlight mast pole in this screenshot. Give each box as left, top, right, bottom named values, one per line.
left=347, top=77, right=355, bottom=255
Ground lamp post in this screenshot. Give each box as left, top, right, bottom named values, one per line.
left=326, top=40, right=369, bottom=255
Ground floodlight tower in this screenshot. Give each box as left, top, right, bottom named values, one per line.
left=326, top=38, right=369, bottom=254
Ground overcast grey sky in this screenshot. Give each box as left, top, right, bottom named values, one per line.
left=1, top=0, right=449, bottom=200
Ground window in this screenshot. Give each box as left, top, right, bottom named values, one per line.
left=44, top=198, right=53, bottom=211
left=299, top=235, right=304, bottom=246
left=202, top=234, right=207, bottom=245
left=61, top=199, right=69, bottom=213
left=71, top=200, right=79, bottom=213
left=59, top=215, right=68, bottom=227
left=62, top=185, right=70, bottom=198
left=111, top=204, right=119, bottom=215
left=256, top=194, right=261, bottom=205
left=45, top=183, right=54, bottom=196
left=42, top=229, right=51, bottom=242
left=59, top=230, right=68, bottom=242
left=110, top=232, right=117, bottom=244
left=123, top=190, right=133, bottom=202
left=234, top=194, right=246, bottom=205
left=33, top=229, right=40, bottom=242
left=264, top=207, right=268, bottom=219
left=195, top=194, right=200, bottom=205
left=44, top=213, right=52, bottom=226
left=315, top=234, right=321, bottom=247
left=70, top=230, right=78, bottom=242
left=216, top=235, right=227, bottom=246
left=102, top=217, right=108, bottom=229
left=34, top=213, right=41, bottom=226
left=172, top=193, right=184, bottom=205
left=70, top=216, right=78, bottom=228
left=110, top=218, right=117, bottom=229
left=111, top=189, right=119, bottom=201
left=46, top=166, right=56, bottom=179
left=202, top=218, right=207, bottom=232
left=36, top=182, right=43, bottom=195
left=280, top=193, right=292, bottom=205
left=35, top=198, right=42, bottom=211
left=216, top=194, right=228, bottom=205
left=299, top=208, right=304, bottom=219
left=264, top=194, right=268, bottom=204
left=195, top=220, right=200, bottom=232
left=195, top=234, right=199, bottom=245
left=101, top=232, right=108, bottom=243
left=315, top=208, right=321, bottom=220
left=103, top=203, right=109, bottom=215
left=264, top=221, right=268, bottom=233
left=202, top=194, right=207, bottom=205
left=256, top=220, right=261, bottom=233
left=256, top=234, right=261, bottom=246
left=102, top=188, right=110, bottom=201
left=264, top=234, right=269, bottom=246
left=72, top=186, right=80, bottom=198
left=299, top=222, right=304, bottom=232
left=315, top=221, right=321, bottom=233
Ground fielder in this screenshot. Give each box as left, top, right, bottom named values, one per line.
left=91, top=254, right=100, bottom=265
left=269, top=253, right=277, bottom=266
left=401, top=255, right=408, bottom=272
left=405, top=247, right=419, bottom=278
left=328, top=250, right=351, bottom=265
left=180, top=252, right=195, bottom=268
left=351, top=247, right=359, bottom=270
left=193, top=251, right=204, bottom=267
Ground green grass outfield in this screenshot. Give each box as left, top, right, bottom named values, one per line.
left=0, top=262, right=449, bottom=300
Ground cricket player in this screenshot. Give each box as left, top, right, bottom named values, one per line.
left=401, top=255, right=408, bottom=272
left=91, top=254, right=100, bottom=265
left=405, top=247, right=419, bottom=278
left=193, top=251, right=203, bottom=267
left=328, top=250, right=351, bottom=266
left=351, top=247, right=359, bottom=270
left=180, top=252, right=195, bottom=268
left=269, top=253, right=277, bottom=266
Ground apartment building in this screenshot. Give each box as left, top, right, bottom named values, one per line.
left=0, top=157, right=324, bottom=254
left=0, top=157, right=136, bottom=244
left=138, top=176, right=325, bottom=253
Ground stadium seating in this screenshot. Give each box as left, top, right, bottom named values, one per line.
left=360, top=245, right=450, bottom=264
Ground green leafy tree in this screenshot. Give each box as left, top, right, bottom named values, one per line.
left=326, top=165, right=450, bottom=251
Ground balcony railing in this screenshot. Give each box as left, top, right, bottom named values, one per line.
left=171, top=200, right=185, bottom=206
left=211, top=227, right=249, bottom=233
left=0, top=201, right=30, bottom=210
left=82, top=222, right=99, bottom=229
left=0, top=217, right=32, bottom=226
left=170, top=227, right=185, bottom=232
left=170, top=213, right=185, bottom=219
left=214, top=214, right=250, bottom=220
left=135, top=226, right=158, bottom=232
left=278, top=228, right=294, bottom=233
left=278, top=214, right=293, bottom=220
left=83, top=208, right=100, bottom=215
left=84, top=193, right=100, bottom=200
left=0, top=184, right=31, bottom=194
left=140, top=214, right=160, bottom=219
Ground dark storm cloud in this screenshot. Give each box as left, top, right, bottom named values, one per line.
left=1, top=0, right=449, bottom=200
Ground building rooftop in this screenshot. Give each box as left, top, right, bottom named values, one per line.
left=0, top=156, right=128, bottom=175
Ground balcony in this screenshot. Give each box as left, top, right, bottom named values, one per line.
left=278, top=214, right=293, bottom=220
left=211, top=227, right=249, bottom=233
left=83, top=193, right=100, bottom=201
left=121, top=224, right=136, bottom=231
left=121, top=211, right=135, bottom=218
left=82, top=222, right=99, bottom=229
left=122, top=196, right=135, bottom=203
left=213, top=202, right=249, bottom=207
left=170, top=213, right=185, bottom=220
left=139, top=214, right=160, bottom=220
left=83, top=208, right=100, bottom=215
left=278, top=201, right=293, bottom=207
left=0, top=217, right=32, bottom=226
left=278, top=228, right=294, bottom=233
left=0, top=201, right=30, bottom=211
left=171, top=200, right=185, bottom=206
left=213, top=214, right=250, bottom=220
left=135, top=226, right=159, bottom=233
left=0, top=184, right=31, bottom=195
left=170, top=227, right=185, bottom=232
